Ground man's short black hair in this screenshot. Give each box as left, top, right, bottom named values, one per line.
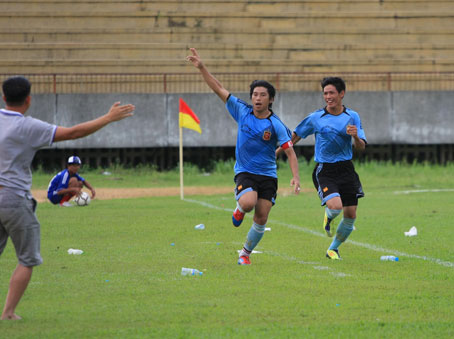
left=2, top=76, right=31, bottom=106
left=249, top=80, right=276, bottom=108
left=321, top=77, right=346, bottom=93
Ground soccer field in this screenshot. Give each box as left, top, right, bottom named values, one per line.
left=1, top=163, right=454, bottom=338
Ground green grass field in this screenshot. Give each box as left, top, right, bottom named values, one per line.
left=1, top=162, right=454, bottom=338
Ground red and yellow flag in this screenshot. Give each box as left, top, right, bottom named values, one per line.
left=179, top=98, right=201, bottom=134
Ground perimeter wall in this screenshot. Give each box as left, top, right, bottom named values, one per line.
left=31, top=91, right=454, bottom=148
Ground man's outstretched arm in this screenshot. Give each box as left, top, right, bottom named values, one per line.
left=54, top=102, right=135, bottom=142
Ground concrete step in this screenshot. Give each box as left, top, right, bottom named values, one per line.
left=1, top=1, right=451, bottom=78
left=2, top=42, right=454, bottom=61
left=2, top=0, right=454, bottom=14
left=1, top=58, right=453, bottom=74
left=0, top=11, right=452, bottom=31
left=0, top=26, right=452, bottom=44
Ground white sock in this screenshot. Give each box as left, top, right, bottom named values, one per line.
left=239, top=247, right=251, bottom=258
left=236, top=203, right=245, bottom=213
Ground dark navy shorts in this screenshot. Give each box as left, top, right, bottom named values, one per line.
left=312, top=160, right=364, bottom=206
left=234, top=172, right=278, bottom=205
left=48, top=194, right=63, bottom=205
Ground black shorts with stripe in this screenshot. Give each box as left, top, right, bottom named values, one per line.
left=312, top=160, right=364, bottom=206
left=234, top=172, right=278, bottom=205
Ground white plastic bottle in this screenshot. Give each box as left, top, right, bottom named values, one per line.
left=67, top=248, right=83, bottom=255
left=194, top=224, right=205, bottom=230
left=181, top=267, right=203, bottom=276
left=380, top=255, right=399, bottom=262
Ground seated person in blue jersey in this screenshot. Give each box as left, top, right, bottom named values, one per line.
left=47, top=156, right=96, bottom=207
left=277, top=77, right=366, bottom=260
left=187, top=48, right=301, bottom=265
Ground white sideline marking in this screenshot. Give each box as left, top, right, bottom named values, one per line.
left=331, top=272, right=350, bottom=277
left=187, top=201, right=350, bottom=277
left=264, top=250, right=351, bottom=277
left=184, top=198, right=454, bottom=269
left=346, top=240, right=454, bottom=268
left=394, top=188, right=454, bottom=195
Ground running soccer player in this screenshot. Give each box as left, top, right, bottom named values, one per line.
left=187, top=48, right=301, bottom=265
left=277, top=77, right=366, bottom=260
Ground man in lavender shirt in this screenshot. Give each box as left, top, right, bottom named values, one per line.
left=0, top=76, right=135, bottom=320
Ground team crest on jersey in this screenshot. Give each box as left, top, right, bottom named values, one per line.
left=263, top=130, right=271, bottom=141
left=323, top=187, right=329, bottom=192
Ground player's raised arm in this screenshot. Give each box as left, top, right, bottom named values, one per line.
left=186, top=48, right=229, bottom=103
left=54, top=102, right=135, bottom=142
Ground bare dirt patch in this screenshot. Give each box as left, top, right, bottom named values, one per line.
left=32, top=186, right=234, bottom=203
left=32, top=186, right=308, bottom=203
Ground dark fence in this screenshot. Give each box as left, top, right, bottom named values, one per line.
left=3, top=72, right=454, bottom=94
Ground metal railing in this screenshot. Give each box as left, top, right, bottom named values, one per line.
left=2, top=72, right=454, bottom=94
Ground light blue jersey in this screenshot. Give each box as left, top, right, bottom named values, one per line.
left=294, top=107, right=366, bottom=163
left=226, top=94, right=292, bottom=178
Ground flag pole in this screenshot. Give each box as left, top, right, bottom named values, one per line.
left=179, top=126, right=184, bottom=200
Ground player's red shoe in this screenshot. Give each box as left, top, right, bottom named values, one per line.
left=237, top=256, right=251, bottom=265
left=232, top=208, right=245, bottom=227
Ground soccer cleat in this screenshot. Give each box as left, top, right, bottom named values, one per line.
left=60, top=202, right=73, bottom=207
left=323, top=212, right=334, bottom=237
left=232, top=208, right=245, bottom=227
left=326, top=249, right=341, bottom=260
left=237, top=256, right=251, bottom=265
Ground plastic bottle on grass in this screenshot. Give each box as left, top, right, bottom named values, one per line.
left=380, top=255, right=399, bottom=262
left=68, top=248, right=83, bottom=255
left=181, top=267, right=203, bottom=276
left=194, top=224, right=205, bottom=230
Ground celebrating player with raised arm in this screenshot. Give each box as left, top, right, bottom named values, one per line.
left=187, top=48, right=300, bottom=265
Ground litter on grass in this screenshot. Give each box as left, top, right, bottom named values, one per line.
left=405, top=226, right=417, bottom=237
left=67, top=248, right=83, bottom=255
left=194, top=224, right=205, bottom=230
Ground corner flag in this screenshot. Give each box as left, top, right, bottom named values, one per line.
left=179, top=98, right=201, bottom=134
left=178, top=98, right=202, bottom=200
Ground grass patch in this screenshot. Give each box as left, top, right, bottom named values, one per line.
left=31, top=160, right=454, bottom=191
left=1, top=162, right=453, bottom=337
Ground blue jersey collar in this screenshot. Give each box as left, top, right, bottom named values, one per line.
left=321, top=106, right=349, bottom=117
left=250, top=108, right=274, bottom=120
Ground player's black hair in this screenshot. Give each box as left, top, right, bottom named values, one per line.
left=2, top=76, right=31, bottom=106
left=249, top=80, right=276, bottom=108
left=321, top=77, right=346, bottom=93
